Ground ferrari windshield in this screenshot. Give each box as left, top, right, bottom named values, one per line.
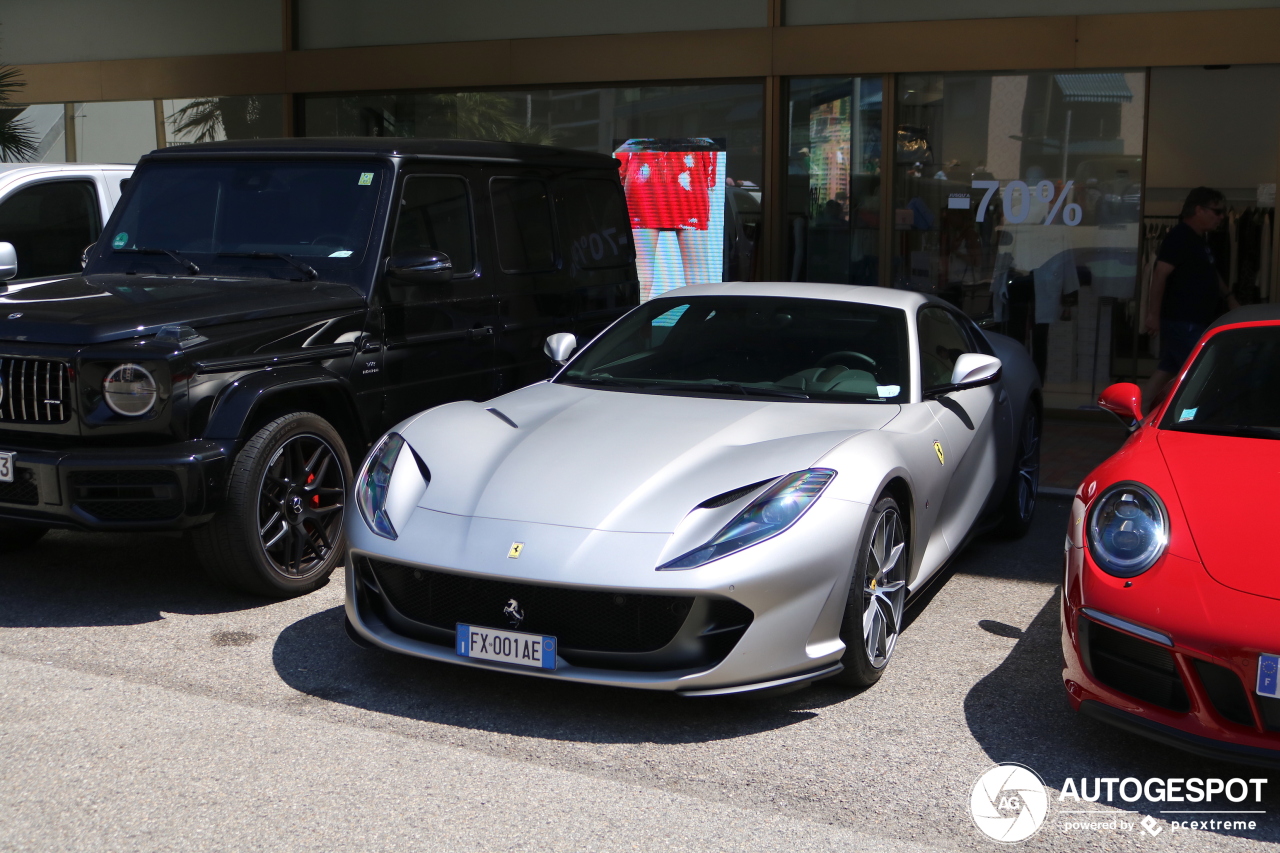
left=88, top=160, right=387, bottom=286
left=558, top=295, right=910, bottom=403
left=1162, top=325, right=1280, bottom=437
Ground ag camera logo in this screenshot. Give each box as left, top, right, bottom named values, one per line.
left=970, top=763, right=1050, bottom=842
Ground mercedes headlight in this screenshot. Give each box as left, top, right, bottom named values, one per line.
left=1087, top=482, right=1168, bottom=577
left=103, top=363, right=157, bottom=416
left=660, top=469, right=835, bottom=570
left=356, top=433, right=406, bottom=540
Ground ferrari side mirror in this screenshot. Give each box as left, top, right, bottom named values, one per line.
left=544, top=332, right=577, bottom=366
left=0, top=241, right=17, bottom=281
left=950, top=353, right=1002, bottom=388
left=1098, top=382, right=1142, bottom=431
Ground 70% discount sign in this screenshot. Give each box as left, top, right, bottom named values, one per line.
left=970, top=179, right=1082, bottom=226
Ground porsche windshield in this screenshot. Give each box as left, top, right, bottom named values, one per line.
left=558, top=296, right=910, bottom=402
left=90, top=160, right=387, bottom=286
left=1162, top=325, right=1280, bottom=438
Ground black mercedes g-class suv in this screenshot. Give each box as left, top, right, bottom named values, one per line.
left=0, top=138, right=637, bottom=596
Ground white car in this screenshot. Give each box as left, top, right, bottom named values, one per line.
left=0, top=163, right=134, bottom=281
left=343, top=282, right=1042, bottom=695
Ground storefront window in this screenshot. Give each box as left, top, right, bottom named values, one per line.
left=785, top=77, right=883, bottom=285
left=302, top=84, right=764, bottom=294
left=163, top=95, right=283, bottom=145
left=892, top=70, right=1146, bottom=407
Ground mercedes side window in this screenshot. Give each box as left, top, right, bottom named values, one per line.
left=0, top=180, right=100, bottom=278
left=918, top=306, right=973, bottom=390
left=491, top=177, right=556, bottom=273
left=554, top=179, right=634, bottom=271
left=392, top=175, right=476, bottom=275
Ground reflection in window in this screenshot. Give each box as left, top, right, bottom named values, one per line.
left=786, top=77, right=883, bottom=286
left=303, top=84, right=764, bottom=283
left=491, top=178, right=556, bottom=273
left=892, top=70, right=1145, bottom=401
left=164, top=96, right=284, bottom=145
left=393, top=176, right=474, bottom=274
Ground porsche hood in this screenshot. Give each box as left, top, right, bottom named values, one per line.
left=404, top=383, right=899, bottom=533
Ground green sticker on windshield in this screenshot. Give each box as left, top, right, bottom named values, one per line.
left=358, top=172, right=373, bottom=186
left=112, top=232, right=128, bottom=249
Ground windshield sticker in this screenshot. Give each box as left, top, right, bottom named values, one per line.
left=328, top=250, right=353, bottom=258
left=1178, top=407, right=1198, bottom=422
left=112, top=232, right=128, bottom=249
left=876, top=385, right=900, bottom=397
left=358, top=172, right=374, bottom=186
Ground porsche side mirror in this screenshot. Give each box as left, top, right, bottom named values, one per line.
left=950, top=353, right=1002, bottom=387
left=1098, top=382, right=1142, bottom=431
left=0, top=242, right=16, bottom=281
left=544, top=332, right=577, bottom=366
left=387, top=250, right=452, bottom=284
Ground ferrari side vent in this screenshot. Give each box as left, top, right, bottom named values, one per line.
left=698, top=478, right=774, bottom=509
left=1080, top=617, right=1190, bottom=712
left=1192, top=660, right=1256, bottom=727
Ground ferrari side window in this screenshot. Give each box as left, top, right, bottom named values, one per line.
left=918, top=307, right=972, bottom=390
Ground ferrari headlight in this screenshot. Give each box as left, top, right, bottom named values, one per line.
left=1087, top=482, right=1168, bottom=577
left=356, top=433, right=405, bottom=540
left=103, top=363, right=157, bottom=416
left=660, top=469, right=835, bottom=570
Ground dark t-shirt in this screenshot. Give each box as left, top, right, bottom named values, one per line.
left=1157, top=221, right=1221, bottom=325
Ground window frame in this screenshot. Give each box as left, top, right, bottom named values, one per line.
left=0, top=177, right=102, bottom=279
left=391, top=172, right=479, bottom=280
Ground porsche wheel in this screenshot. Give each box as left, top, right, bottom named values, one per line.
left=0, top=522, right=47, bottom=554
left=997, top=404, right=1041, bottom=539
left=832, top=496, right=907, bottom=687
left=193, top=412, right=350, bottom=598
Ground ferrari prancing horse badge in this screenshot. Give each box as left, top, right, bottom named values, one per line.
left=508, top=542, right=524, bottom=559
left=933, top=441, right=945, bottom=465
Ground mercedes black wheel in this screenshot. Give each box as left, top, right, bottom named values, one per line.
left=193, top=412, right=351, bottom=598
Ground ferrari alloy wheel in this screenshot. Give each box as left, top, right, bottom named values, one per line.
left=193, top=412, right=351, bottom=598
left=833, top=495, right=907, bottom=687
left=998, top=404, right=1041, bottom=539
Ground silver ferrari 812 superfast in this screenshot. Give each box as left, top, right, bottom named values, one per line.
left=343, top=283, right=1042, bottom=694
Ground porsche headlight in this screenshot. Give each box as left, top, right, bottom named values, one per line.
left=103, top=363, right=157, bottom=416
left=1087, top=482, right=1168, bottom=577
left=356, top=433, right=406, bottom=540
left=660, top=469, right=835, bottom=570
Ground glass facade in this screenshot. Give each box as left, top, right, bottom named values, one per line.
left=163, top=95, right=284, bottom=146
left=785, top=77, right=884, bottom=285
left=303, top=84, right=765, bottom=294
left=890, top=70, right=1146, bottom=404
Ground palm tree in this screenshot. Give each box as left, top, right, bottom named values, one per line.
left=167, top=95, right=280, bottom=144
left=0, top=64, right=39, bottom=162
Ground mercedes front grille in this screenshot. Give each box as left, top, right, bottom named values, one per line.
left=0, top=357, right=71, bottom=424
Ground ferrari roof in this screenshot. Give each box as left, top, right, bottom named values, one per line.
left=650, top=281, right=933, bottom=311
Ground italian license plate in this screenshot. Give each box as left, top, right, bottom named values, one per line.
left=1257, top=654, right=1280, bottom=697
left=0, top=451, right=12, bottom=484
left=456, top=623, right=557, bottom=670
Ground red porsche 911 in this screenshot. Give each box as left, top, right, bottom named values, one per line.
left=1063, top=305, right=1280, bottom=768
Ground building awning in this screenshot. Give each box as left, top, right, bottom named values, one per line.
left=1054, top=73, right=1134, bottom=104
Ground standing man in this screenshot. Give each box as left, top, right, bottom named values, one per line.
left=1143, top=187, right=1237, bottom=413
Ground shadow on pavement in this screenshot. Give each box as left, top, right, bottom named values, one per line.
left=965, top=592, right=1280, bottom=842
left=0, top=529, right=273, bottom=627
left=273, top=603, right=854, bottom=745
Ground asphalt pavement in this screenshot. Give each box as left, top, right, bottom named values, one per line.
left=2, top=498, right=1277, bottom=852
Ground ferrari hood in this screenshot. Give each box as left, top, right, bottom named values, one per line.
left=1158, top=429, right=1280, bottom=600
left=406, top=382, right=899, bottom=533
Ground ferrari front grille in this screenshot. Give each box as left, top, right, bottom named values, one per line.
left=0, top=357, right=71, bottom=424
left=361, top=557, right=756, bottom=659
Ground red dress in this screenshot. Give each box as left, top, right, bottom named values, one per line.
left=616, top=150, right=717, bottom=231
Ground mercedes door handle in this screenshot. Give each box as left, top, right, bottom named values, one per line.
left=466, top=326, right=495, bottom=340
